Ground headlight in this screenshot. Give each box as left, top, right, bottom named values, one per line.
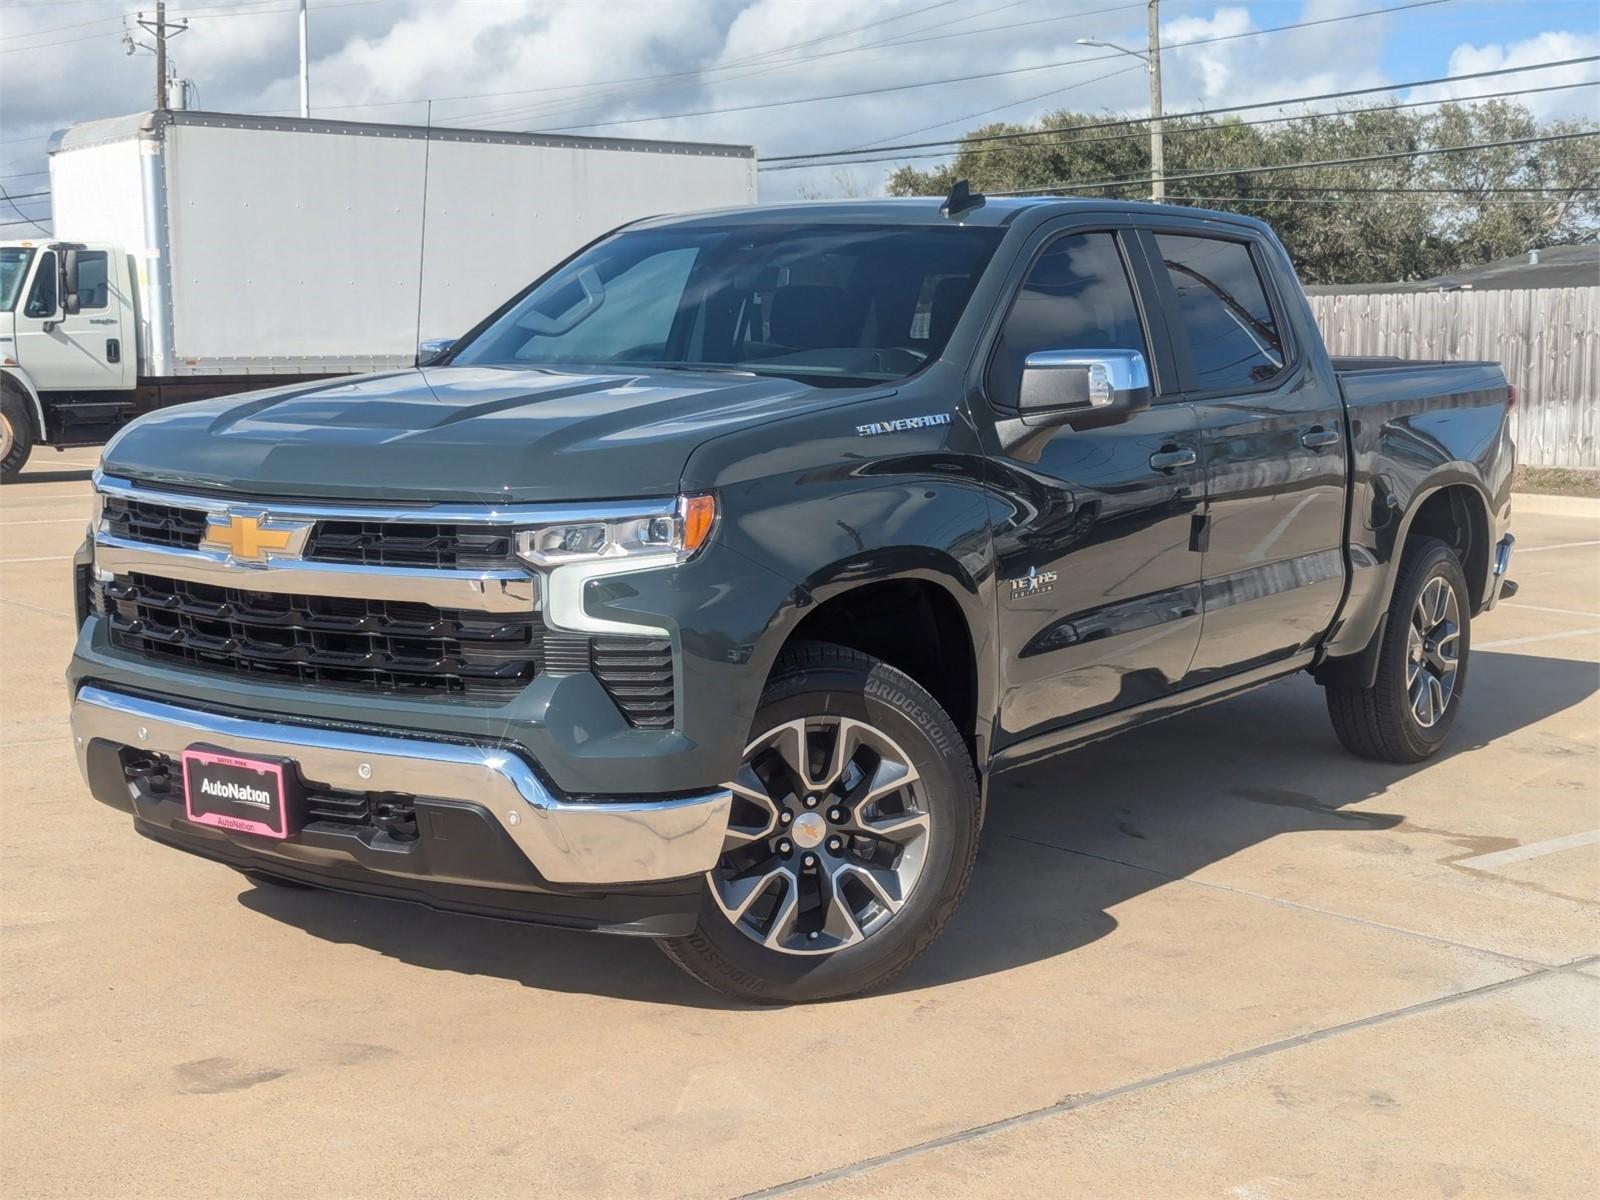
left=515, top=494, right=716, bottom=568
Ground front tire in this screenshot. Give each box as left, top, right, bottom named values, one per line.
left=0, top=391, right=35, bottom=483
left=1325, top=536, right=1471, bottom=763
left=660, top=642, right=981, bottom=1004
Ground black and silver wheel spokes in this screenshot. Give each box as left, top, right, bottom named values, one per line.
left=1407, top=575, right=1461, bottom=728
left=711, top=717, right=931, bottom=956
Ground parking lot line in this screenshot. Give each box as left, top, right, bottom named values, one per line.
left=1457, top=830, right=1600, bottom=871
left=0, top=555, right=73, bottom=563
left=1475, top=628, right=1600, bottom=650
left=1504, top=603, right=1600, bottom=618
left=1517, top=540, right=1600, bottom=553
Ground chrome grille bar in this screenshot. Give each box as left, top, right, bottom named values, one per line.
left=94, top=535, right=538, bottom=612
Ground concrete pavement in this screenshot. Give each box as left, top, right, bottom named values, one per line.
left=3, top=452, right=1595, bottom=1198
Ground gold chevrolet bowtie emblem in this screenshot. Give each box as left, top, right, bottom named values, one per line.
left=203, top=513, right=306, bottom=562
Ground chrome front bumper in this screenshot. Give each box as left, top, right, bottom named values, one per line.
left=70, top=685, right=731, bottom=887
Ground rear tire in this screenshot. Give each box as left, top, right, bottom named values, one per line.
left=0, top=392, right=34, bottom=483
left=1325, top=536, right=1471, bottom=763
left=659, top=642, right=981, bottom=1004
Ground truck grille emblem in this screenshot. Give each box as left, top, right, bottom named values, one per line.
left=201, top=512, right=312, bottom=563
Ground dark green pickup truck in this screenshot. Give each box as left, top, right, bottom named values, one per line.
left=69, top=194, right=1516, bottom=1002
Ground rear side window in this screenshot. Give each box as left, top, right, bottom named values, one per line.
left=986, top=231, right=1149, bottom=410
left=1153, top=234, right=1285, bottom=391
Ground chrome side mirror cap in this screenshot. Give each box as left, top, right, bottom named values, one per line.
left=1018, top=348, right=1153, bottom=429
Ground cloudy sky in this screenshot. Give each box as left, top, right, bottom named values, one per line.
left=2, top=0, right=1597, bottom=232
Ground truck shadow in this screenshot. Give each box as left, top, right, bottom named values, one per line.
left=236, top=649, right=1595, bottom=1007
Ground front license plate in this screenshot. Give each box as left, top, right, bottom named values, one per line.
left=182, top=746, right=297, bottom=839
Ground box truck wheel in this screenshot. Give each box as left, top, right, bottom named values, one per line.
left=0, top=392, right=35, bottom=483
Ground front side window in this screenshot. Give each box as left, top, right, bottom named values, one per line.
left=0, top=247, right=35, bottom=311
left=986, top=231, right=1149, bottom=410
left=74, top=250, right=109, bottom=309
left=453, top=223, right=1004, bottom=386
left=23, top=250, right=56, bottom=319
left=1153, top=233, right=1285, bottom=391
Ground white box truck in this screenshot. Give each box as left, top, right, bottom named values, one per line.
left=0, top=109, right=757, bottom=480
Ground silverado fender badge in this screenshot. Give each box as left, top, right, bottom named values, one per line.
left=1009, top=566, right=1058, bottom=598
left=856, top=413, right=952, bottom=437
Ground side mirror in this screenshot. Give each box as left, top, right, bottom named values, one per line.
left=1018, top=348, right=1152, bottom=430
left=416, top=337, right=455, bottom=366
left=61, top=248, right=81, bottom=316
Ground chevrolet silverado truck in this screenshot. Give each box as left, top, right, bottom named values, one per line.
left=68, top=193, right=1516, bottom=1003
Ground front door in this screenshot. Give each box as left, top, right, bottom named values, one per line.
left=1140, top=229, right=1347, bottom=680
left=978, top=227, right=1204, bottom=748
left=13, top=248, right=130, bottom=392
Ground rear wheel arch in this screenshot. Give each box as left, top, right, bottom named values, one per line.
left=1316, top=477, right=1490, bottom=688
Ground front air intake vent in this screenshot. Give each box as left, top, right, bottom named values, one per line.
left=591, top=636, right=675, bottom=729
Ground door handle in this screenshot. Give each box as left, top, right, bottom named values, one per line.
left=1149, top=447, right=1198, bottom=472
left=1301, top=427, right=1340, bottom=450
left=106, top=338, right=120, bottom=364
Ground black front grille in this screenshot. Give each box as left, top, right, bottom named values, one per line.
left=305, top=521, right=519, bottom=569
left=102, top=495, right=208, bottom=549
left=103, top=574, right=544, bottom=700
left=592, top=636, right=675, bottom=728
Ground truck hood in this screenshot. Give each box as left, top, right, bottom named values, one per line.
left=101, top=365, right=866, bottom=502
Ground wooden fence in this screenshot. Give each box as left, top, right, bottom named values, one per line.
left=1307, top=287, right=1599, bottom=468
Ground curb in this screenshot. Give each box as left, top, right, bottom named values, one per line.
left=1512, top=492, right=1600, bottom=518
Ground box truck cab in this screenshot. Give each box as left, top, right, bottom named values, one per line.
left=2, top=241, right=140, bottom=468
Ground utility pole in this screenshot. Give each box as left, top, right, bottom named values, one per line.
left=1147, top=0, right=1164, bottom=202
left=134, top=3, right=188, bottom=111
left=298, top=0, right=311, bottom=118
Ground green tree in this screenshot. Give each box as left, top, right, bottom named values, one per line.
left=882, top=98, right=1599, bottom=285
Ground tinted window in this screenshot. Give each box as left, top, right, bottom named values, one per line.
left=986, top=232, right=1148, bottom=409
left=454, top=223, right=1003, bottom=386
left=75, top=250, right=109, bottom=309
left=1154, top=234, right=1284, bottom=390
left=509, top=246, right=697, bottom=364
left=23, top=251, right=55, bottom=319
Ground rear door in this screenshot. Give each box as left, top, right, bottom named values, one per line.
left=975, top=222, right=1205, bottom=748
left=1137, top=225, right=1347, bottom=679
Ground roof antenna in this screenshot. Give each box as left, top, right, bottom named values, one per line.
left=940, top=179, right=985, bottom=218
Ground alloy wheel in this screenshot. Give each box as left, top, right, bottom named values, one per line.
left=0, top=409, right=13, bottom=461
left=709, top=716, right=931, bottom=956
left=1407, top=575, right=1461, bottom=728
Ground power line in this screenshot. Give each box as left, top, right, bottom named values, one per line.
left=986, top=129, right=1600, bottom=196
left=380, top=0, right=1118, bottom=132
left=764, top=54, right=1600, bottom=164
left=0, top=186, right=50, bottom=235
left=1163, top=193, right=1597, bottom=206
left=523, top=0, right=1455, bottom=134
left=760, top=78, right=1600, bottom=173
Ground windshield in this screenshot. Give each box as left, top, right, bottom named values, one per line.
left=451, top=222, right=1004, bottom=385
left=0, top=247, right=35, bottom=312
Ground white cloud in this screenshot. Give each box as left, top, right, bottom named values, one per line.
left=1406, top=30, right=1600, bottom=121
left=0, top=0, right=1593, bottom=222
